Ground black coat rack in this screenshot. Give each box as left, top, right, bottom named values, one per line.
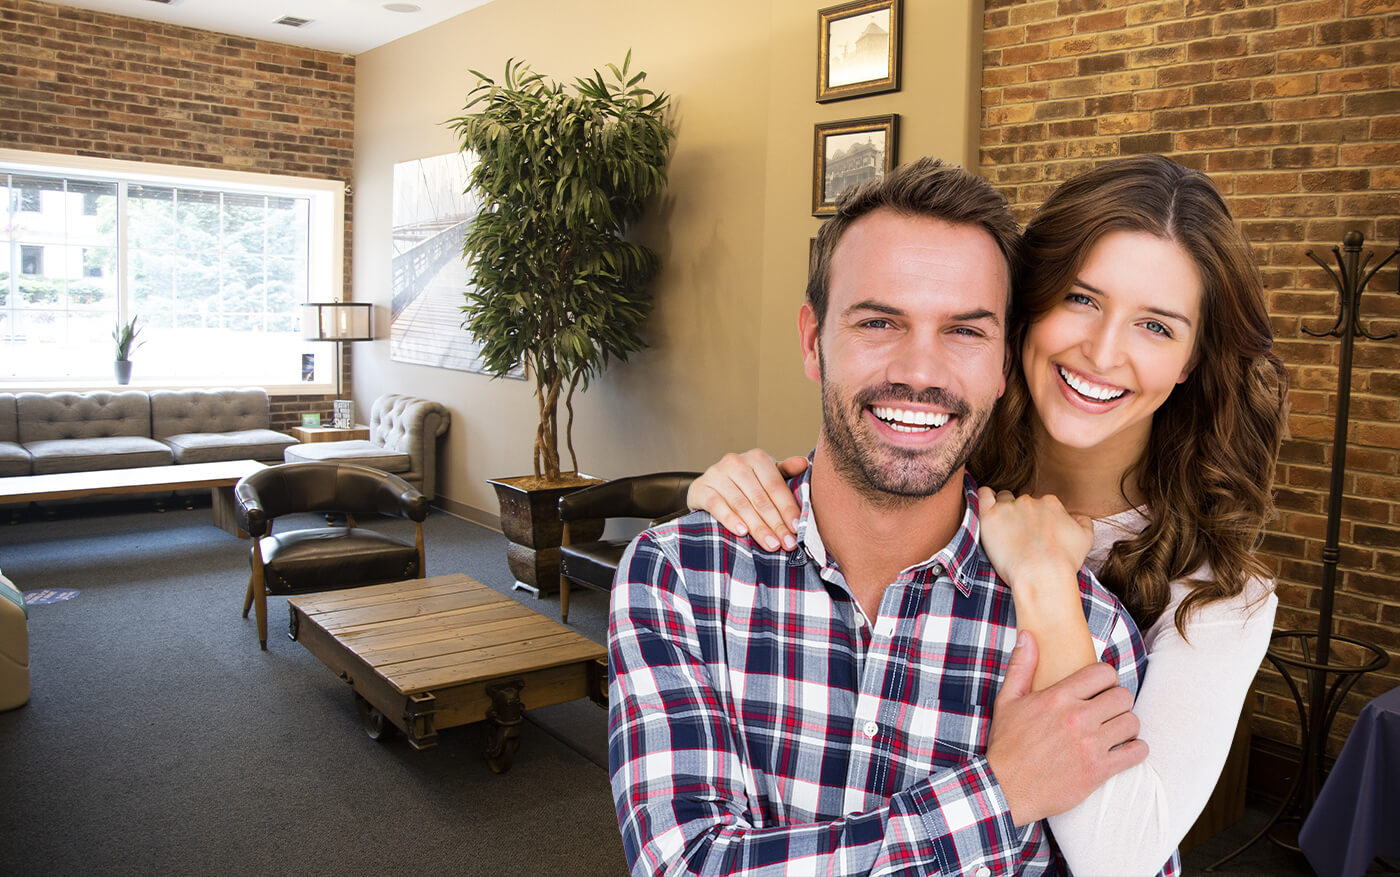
left=1207, top=231, right=1396, bottom=869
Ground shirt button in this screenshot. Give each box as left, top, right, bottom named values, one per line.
left=973, top=868, right=991, bottom=877
left=862, top=720, right=879, bottom=738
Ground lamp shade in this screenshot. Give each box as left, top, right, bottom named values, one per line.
left=302, top=302, right=373, bottom=341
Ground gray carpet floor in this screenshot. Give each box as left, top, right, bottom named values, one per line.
left=0, top=499, right=625, bottom=876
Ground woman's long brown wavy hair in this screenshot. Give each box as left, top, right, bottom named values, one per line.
left=972, top=154, right=1289, bottom=636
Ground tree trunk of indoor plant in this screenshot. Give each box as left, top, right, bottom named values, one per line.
left=490, top=473, right=604, bottom=596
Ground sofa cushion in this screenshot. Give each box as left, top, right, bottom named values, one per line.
left=0, top=442, right=32, bottom=477
left=0, top=393, right=18, bottom=443
left=25, top=436, right=174, bottom=474
left=16, top=391, right=152, bottom=443
left=283, top=440, right=411, bottom=474
left=162, top=429, right=297, bottom=465
left=150, top=388, right=277, bottom=437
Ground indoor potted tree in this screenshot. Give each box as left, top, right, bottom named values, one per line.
left=449, top=53, right=674, bottom=593
left=112, top=315, right=143, bottom=385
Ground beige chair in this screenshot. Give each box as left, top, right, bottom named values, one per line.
left=283, top=394, right=449, bottom=499
left=0, top=569, right=29, bottom=711
left=235, top=462, right=429, bottom=649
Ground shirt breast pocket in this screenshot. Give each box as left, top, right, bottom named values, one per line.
left=899, top=697, right=992, bottom=772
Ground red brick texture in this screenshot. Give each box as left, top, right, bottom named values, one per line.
left=982, top=0, right=1400, bottom=760
left=0, top=0, right=356, bottom=414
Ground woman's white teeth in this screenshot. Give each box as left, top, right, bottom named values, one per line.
left=1058, top=366, right=1126, bottom=401
left=872, top=406, right=951, bottom=432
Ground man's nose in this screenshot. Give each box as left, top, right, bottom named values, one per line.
left=886, top=332, right=953, bottom=391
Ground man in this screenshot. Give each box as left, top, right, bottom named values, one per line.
left=608, top=158, right=1151, bottom=876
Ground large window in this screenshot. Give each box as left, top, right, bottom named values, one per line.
left=0, top=150, right=344, bottom=391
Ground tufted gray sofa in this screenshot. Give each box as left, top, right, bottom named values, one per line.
left=2, top=388, right=296, bottom=476
left=282, top=393, right=450, bottom=500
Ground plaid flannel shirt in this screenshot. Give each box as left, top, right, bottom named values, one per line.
left=609, top=470, right=1178, bottom=877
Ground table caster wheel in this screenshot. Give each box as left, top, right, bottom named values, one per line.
left=485, top=723, right=520, bottom=773
left=355, top=693, right=395, bottom=742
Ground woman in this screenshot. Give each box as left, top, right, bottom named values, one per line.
left=686, top=154, right=1287, bottom=875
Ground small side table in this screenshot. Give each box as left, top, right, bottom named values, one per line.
left=291, top=425, right=369, bottom=443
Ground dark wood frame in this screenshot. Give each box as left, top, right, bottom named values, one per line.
left=817, top=0, right=902, bottom=103
left=811, top=114, right=899, bottom=216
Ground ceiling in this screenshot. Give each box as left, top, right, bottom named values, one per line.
left=40, top=0, right=495, bottom=55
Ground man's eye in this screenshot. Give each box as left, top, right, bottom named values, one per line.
left=861, top=319, right=891, bottom=329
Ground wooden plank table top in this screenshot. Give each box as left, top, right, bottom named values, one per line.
left=0, top=458, right=267, bottom=503
left=288, top=573, right=608, bottom=767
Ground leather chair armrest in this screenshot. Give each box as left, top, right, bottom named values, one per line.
left=234, top=479, right=269, bottom=537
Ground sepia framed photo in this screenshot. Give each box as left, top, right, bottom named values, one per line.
left=817, top=0, right=902, bottom=103
left=812, top=114, right=899, bottom=216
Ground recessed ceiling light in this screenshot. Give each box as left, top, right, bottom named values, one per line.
left=383, top=2, right=421, bottom=11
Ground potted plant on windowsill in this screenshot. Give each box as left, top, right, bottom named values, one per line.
left=449, top=53, right=674, bottom=594
left=113, top=315, right=144, bottom=385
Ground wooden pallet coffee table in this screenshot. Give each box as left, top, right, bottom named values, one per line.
left=287, top=573, right=607, bottom=772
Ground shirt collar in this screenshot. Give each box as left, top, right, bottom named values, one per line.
left=792, top=459, right=990, bottom=597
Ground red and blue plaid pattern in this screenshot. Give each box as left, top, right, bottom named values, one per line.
left=609, top=470, right=1176, bottom=876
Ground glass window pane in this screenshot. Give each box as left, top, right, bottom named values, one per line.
left=223, top=193, right=266, bottom=254
left=128, top=185, right=175, bottom=249
left=67, top=179, right=118, bottom=246
left=267, top=196, right=309, bottom=258
left=175, top=189, right=222, bottom=251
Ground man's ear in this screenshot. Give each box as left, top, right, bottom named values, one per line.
left=799, top=302, right=821, bottom=384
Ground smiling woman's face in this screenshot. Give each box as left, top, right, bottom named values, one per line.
left=1021, top=229, right=1204, bottom=461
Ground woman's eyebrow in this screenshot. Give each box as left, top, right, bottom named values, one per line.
left=1073, top=279, right=1194, bottom=327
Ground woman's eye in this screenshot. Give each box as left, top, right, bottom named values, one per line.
left=1143, top=320, right=1173, bottom=338
left=1066, top=292, right=1093, bottom=306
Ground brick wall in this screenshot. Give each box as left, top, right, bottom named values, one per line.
left=981, top=0, right=1399, bottom=761
left=0, top=0, right=356, bottom=409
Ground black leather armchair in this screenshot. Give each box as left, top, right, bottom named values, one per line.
left=235, top=461, right=429, bottom=649
left=557, top=471, right=699, bottom=623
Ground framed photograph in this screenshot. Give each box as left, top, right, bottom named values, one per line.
left=812, top=114, right=899, bottom=216
left=817, top=0, right=902, bottom=103
left=301, top=412, right=322, bottom=428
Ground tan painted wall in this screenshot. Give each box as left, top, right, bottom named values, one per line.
left=354, top=0, right=982, bottom=522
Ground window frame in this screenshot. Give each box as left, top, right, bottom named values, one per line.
left=0, top=148, right=346, bottom=394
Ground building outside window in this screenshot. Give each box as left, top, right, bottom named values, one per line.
left=0, top=150, right=344, bottom=390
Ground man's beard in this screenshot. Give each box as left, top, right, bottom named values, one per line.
left=820, top=357, right=994, bottom=507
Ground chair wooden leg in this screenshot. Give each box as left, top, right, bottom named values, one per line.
left=247, top=542, right=269, bottom=649
left=560, top=579, right=571, bottom=624
left=415, top=522, right=425, bottom=578
left=242, top=574, right=254, bottom=618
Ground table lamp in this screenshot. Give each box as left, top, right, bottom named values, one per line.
left=301, top=301, right=373, bottom=398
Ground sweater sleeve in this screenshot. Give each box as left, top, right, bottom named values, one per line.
left=1046, top=575, right=1277, bottom=876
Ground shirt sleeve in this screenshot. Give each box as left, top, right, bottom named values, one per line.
left=1047, top=577, right=1277, bottom=877
left=607, top=528, right=1030, bottom=877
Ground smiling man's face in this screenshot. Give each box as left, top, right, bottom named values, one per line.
left=800, top=208, right=1009, bottom=505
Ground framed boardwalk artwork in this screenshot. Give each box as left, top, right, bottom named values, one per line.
left=389, top=151, right=522, bottom=377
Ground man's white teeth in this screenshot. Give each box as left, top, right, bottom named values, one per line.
left=1058, top=366, right=1126, bottom=401
left=871, top=406, right=951, bottom=432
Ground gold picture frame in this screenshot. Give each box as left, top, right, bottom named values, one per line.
left=817, top=0, right=902, bottom=103
left=812, top=114, right=899, bottom=216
